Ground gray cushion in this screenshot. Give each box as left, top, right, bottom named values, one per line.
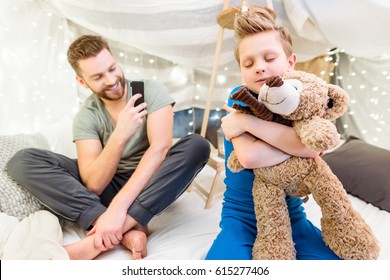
left=0, top=134, right=47, bottom=219
left=323, top=136, right=390, bottom=212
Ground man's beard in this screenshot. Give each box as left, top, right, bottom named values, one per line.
left=94, top=74, right=126, bottom=101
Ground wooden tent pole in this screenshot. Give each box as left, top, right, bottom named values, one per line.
left=200, top=26, right=224, bottom=137
left=200, top=0, right=229, bottom=137
left=265, top=0, right=274, bottom=10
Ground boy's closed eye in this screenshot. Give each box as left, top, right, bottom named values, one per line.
left=242, top=60, right=254, bottom=68
left=265, top=57, right=276, bottom=62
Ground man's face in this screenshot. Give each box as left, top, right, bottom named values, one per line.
left=76, top=48, right=125, bottom=101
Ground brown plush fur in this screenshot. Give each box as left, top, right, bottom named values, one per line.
left=228, top=70, right=380, bottom=260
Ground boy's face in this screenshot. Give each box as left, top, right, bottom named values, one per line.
left=238, top=30, right=296, bottom=93
left=76, top=48, right=126, bottom=101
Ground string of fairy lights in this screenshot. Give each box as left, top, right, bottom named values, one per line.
left=1, top=1, right=389, bottom=153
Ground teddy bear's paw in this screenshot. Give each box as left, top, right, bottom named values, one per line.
left=301, top=133, right=339, bottom=151
left=252, top=242, right=296, bottom=260
left=265, top=76, right=283, bottom=87
left=297, top=117, right=340, bottom=151
left=321, top=215, right=381, bottom=260
left=227, top=160, right=244, bottom=173
left=227, top=152, right=244, bottom=173
left=252, top=251, right=296, bottom=260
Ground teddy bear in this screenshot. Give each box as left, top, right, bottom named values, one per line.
left=227, top=70, right=380, bottom=260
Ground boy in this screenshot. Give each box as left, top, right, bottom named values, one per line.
left=206, top=6, right=340, bottom=260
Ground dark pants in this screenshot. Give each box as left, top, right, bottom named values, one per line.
left=6, top=134, right=210, bottom=229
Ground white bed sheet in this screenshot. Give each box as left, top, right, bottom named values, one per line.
left=62, top=191, right=222, bottom=260
left=61, top=164, right=390, bottom=260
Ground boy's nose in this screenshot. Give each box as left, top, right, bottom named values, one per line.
left=255, top=62, right=266, bottom=73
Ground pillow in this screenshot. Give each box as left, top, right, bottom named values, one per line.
left=0, top=134, right=48, bottom=220
left=323, top=136, right=390, bottom=212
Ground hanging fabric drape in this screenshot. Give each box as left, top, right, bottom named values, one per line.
left=1, top=0, right=389, bottom=151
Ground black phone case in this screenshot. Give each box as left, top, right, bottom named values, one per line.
left=130, top=81, right=144, bottom=106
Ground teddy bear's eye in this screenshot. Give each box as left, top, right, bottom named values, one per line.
left=327, top=99, right=334, bottom=109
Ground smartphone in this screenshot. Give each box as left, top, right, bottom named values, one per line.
left=130, top=81, right=144, bottom=107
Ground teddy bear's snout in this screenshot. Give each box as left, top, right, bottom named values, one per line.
left=259, top=79, right=301, bottom=115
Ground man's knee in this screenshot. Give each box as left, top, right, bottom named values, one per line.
left=166, top=134, right=210, bottom=171
left=184, top=134, right=211, bottom=160
left=6, top=148, right=43, bottom=179
left=7, top=148, right=29, bottom=175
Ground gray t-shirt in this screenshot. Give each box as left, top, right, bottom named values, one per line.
left=73, top=79, right=175, bottom=173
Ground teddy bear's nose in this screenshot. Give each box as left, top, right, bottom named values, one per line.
left=327, top=99, right=334, bottom=109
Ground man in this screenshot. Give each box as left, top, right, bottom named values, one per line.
left=7, top=35, right=210, bottom=259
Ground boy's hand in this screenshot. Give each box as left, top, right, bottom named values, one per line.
left=221, top=105, right=249, bottom=141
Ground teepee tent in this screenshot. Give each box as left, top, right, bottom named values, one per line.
left=1, top=0, right=390, bottom=156
left=2, top=1, right=390, bottom=266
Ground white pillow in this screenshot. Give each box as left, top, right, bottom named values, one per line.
left=0, top=134, right=48, bottom=220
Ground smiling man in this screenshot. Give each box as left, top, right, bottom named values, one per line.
left=6, top=35, right=210, bottom=260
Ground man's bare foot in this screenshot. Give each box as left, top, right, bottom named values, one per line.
left=121, top=229, right=147, bottom=260
left=64, top=235, right=101, bottom=260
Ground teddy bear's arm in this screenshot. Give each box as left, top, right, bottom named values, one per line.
left=231, top=87, right=274, bottom=121
left=232, top=103, right=258, bottom=116
left=294, top=117, right=340, bottom=151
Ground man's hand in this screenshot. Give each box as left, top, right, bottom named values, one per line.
left=87, top=207, right=127, bottom=251
left=114, top=93, right=148, bottom=142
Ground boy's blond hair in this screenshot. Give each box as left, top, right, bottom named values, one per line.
left=67, top=35, right=111, bottom=76
left=234, top=6, right=293, bottom=62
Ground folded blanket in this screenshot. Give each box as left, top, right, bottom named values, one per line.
left=1, top=210, right=69, bottom=259
left=0, top=212, right=19, bottom=258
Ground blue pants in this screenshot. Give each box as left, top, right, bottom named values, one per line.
left=206, top=196, right=339, bottom=260
left=206, top=170, right=341, bottom=260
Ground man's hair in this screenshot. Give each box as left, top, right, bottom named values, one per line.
left=67, top=35, right=111, bottom=75
left=233, top=6, right=293, bottom=62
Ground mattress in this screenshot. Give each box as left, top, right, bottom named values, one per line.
left=60, top=164, right=390, bottom=260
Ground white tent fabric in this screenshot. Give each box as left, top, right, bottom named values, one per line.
left=1, top=0, right=390, bottom=156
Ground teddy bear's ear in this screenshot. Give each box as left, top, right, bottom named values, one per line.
left=324, top=84, right=350, bottom=120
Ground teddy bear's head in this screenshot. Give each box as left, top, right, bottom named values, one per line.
left=230, top=70, right=350, bottom=151
left=259, top=70, right=349, bottom=122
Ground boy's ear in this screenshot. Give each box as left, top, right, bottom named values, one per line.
left=288, top=53, right=297, bottom=70
left=76, top=75, right=88, bottom=88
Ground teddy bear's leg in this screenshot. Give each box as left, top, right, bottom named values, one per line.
left=252, top=180, right=296, bottom=260
left=306, top=158, right=380, bottom=260
left=227, top=151, right=244, bottom=172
